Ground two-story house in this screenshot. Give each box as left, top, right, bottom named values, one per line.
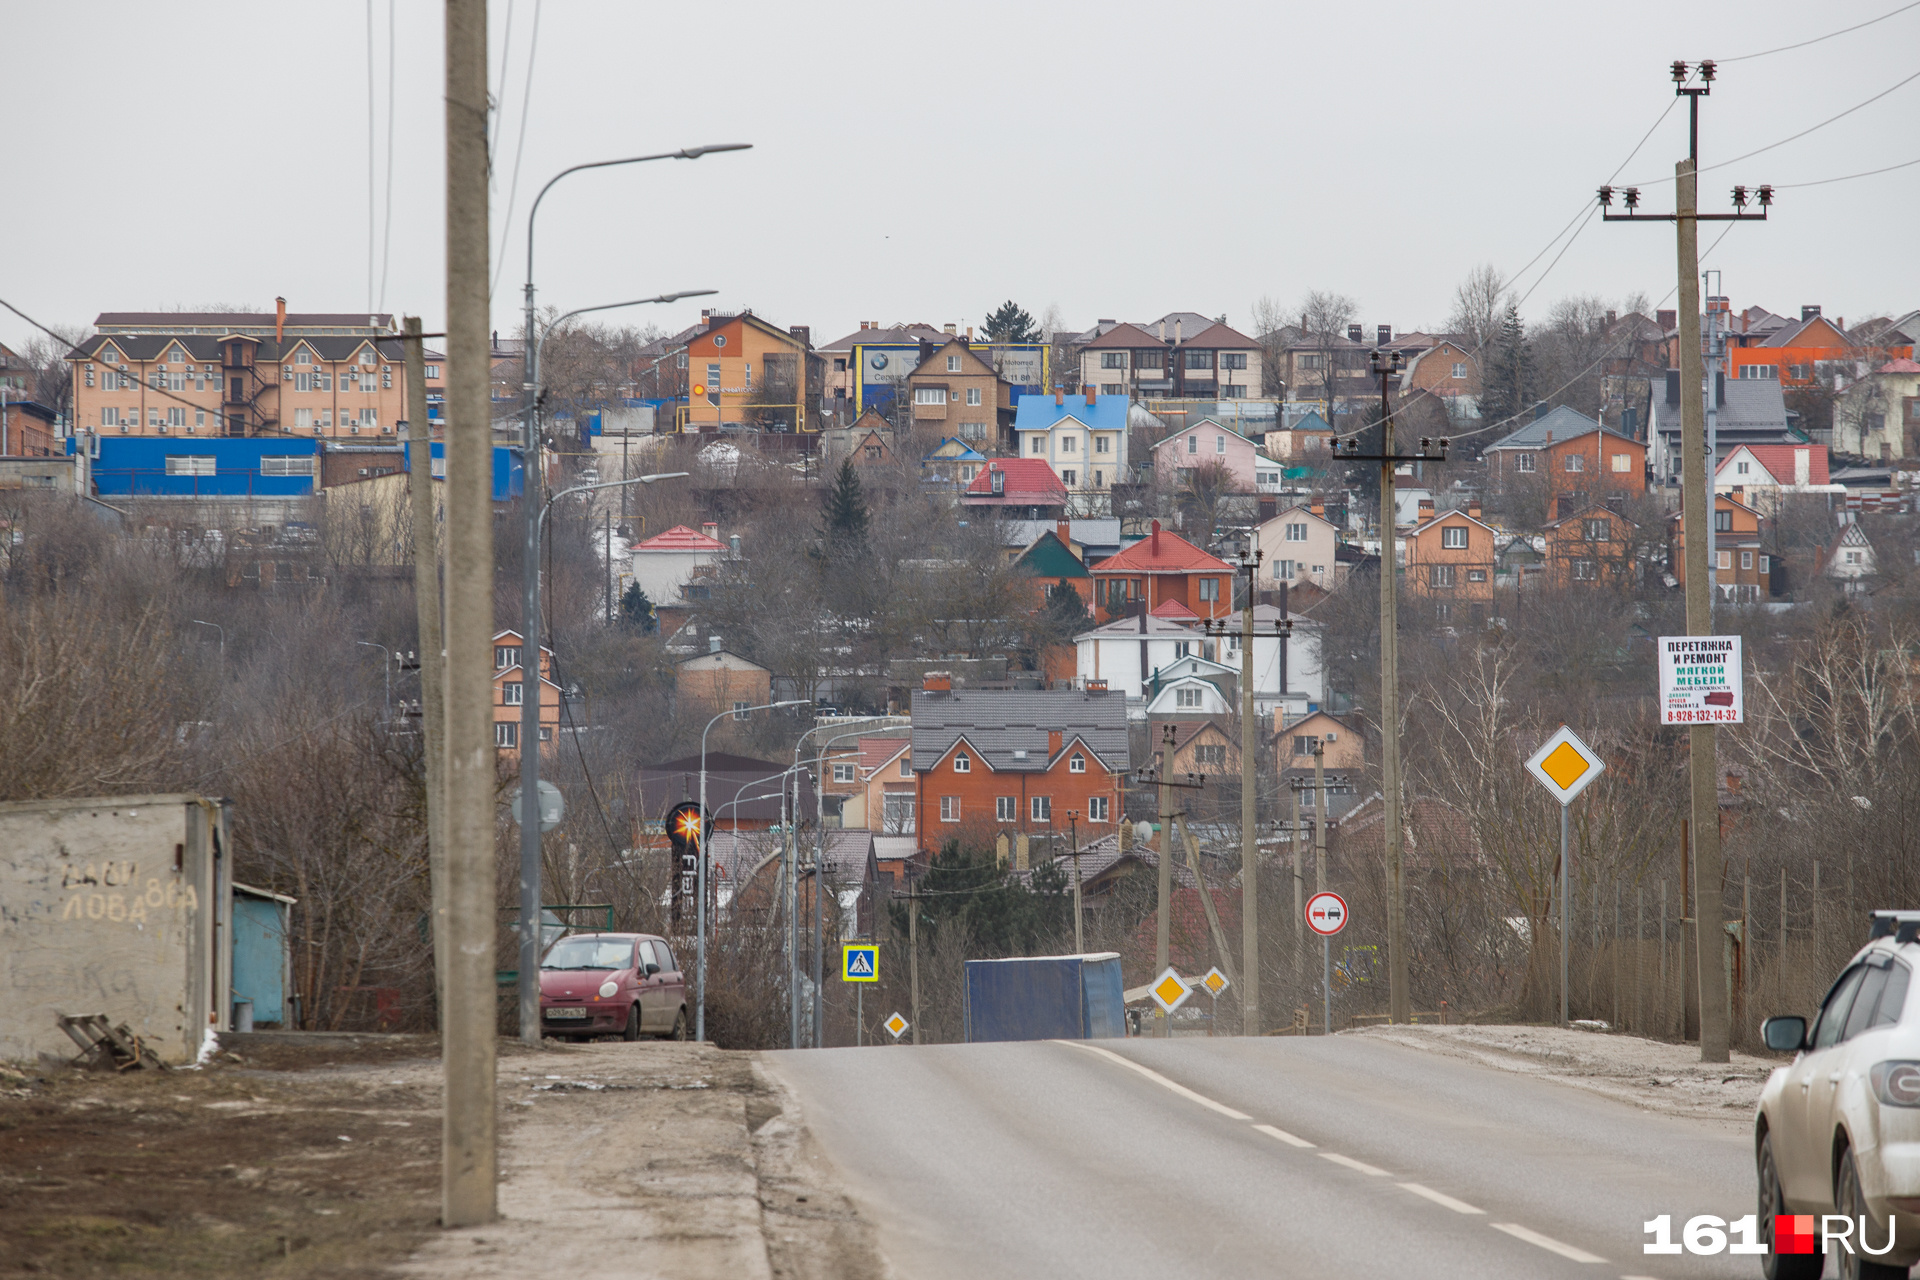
left=1541, top=502, right=1639, bottom=590
left=1150, top=419, right=1265, bottom=492
left=1088, top=520, right=1235, bottom=623
left=910, top=675, right=1127, bottom=853
left=1669, top=494, right=1769, bottom=603
left=492, top=628, right=561, bottom=758
left=822, top=732, right=915, bottom=834
left=1397, top=339, right=1482, bottom=421
left=1253, top=504, right=1343, bottom=590
left=1482, top=406, right=1646, bottom=502
left=905, top=339, right=1013, bottom=449
left=1275, top=709, right=1364, bottom=823
left=1077, top=316, right=1263, bottom=401
left=961, top=458, right=1068, bottom=519
left=675, top=640, right=773, bottom=718
left=1712, top=443, right=1832, bottom=512
left=1013, top=390, right=1129, bottom=497
left=682, top=310, right=816, bottom=433
left=1402, top=502, right=1497, bottom=622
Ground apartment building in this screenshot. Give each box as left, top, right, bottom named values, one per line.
left=1077, top=316, right=1262, bottom=400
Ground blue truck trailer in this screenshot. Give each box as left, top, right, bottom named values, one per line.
left=962, top=952, right=1126, bottom=1042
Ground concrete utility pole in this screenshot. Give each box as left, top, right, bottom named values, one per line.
left=1292, top=788, right=1304, bottom=977
left=1238, top=556, right=1259, bottom=1036
left=907, top=886, right=921, bottom=1045
left=1156, top=724, right=1175, bottom=1039
left=401, top=318, right=448, bottom=1028
left=440, top=0, right=495, bottom=1228
left=1598, top=61, right=1771, bottom=1066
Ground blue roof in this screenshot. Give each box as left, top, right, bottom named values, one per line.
left=922, top=438, right=987, bottom=462
left=1013, top=393, right=1129, bottom=433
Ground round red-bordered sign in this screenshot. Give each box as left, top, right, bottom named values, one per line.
left=1305, top=890, right=1349, bottom=937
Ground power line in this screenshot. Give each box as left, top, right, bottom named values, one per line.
left=366, top=0, right=376, bottom=315
left=1777, top=154, right=1920, bottom=188
left=489, top=0, right=516, bottom=165
left=490, top=0, right=544, bottom=301
left=1719, top=0, right=1920, bottom=61
left=1513, top=205, right=1599, bottom=314
left=378, top=0, right=397, bottom=313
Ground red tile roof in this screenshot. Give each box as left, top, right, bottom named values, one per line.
left=1878, top=358, right=1920, bottom=374
left=1735, top=444, right=1829, bottom=487
left=1093, top=523, right=1234, bottom=576
left=1181, top=321, right=1260, bottom=350
left=1081, top=322, right=1168, bottom=350
left=1150, top=599, right=1200, bottom=620
left=634, top=523, right=725, bottom=551
left=963, top=459, right=1067, bottom=502
left=856, top=735, right=911, bottom=777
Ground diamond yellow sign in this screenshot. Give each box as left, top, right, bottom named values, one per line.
left=1525, top=725, right=1605, bottom=804
left=1202, top=967, right=1230, bottom=996
left=883, top=1012, right=909, bottom=1040
left=1149, top=967, right=1192, bottom=1014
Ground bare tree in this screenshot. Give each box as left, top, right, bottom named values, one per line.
left=1297, top=290, right=1359, bottom=421
left=1446, top=264, right=1506, bottom=357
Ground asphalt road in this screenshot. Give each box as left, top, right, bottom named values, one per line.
left=765, top=1034, right=1765, bottom=1280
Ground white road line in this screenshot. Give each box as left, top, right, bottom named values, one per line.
left=1396, top=1182, right=1485, bottom=1215
left=1252, top=1123, right=1315, bottom=1148
left=1318, top=1152, right=1389, bottom=1176
left=1490, top=1222, right=1606, bottom=1264
left=1056, top=1042, right=1252, bottom=1121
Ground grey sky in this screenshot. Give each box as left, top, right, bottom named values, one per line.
left=6, top=0, right=1916, bottom=356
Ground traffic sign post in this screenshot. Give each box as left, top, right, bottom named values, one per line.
left=1149, top=967, right=1192, bottom=1018
left=1201, top=967, right=1229, bottom=1034
left=841, top=943, right=878, bottom=1048
left=1305, top=891, right=1348, bottom=1035
left=1525, top=726, right=1606, bottom=1026
left=883, top=1011, right=909, bottom=1041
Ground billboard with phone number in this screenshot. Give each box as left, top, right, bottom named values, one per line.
left=1658, top=635, right=1743, bottom=725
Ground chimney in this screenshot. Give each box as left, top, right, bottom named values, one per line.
left=275, top=296, right=287, bottom=343
left=1057, top=519, right=1071, bottom=544
left=1657, top=309, right=1677, bottom=330
left=1347, top=324, right=1363, bottom=343
left=923, top=671, right=952, bottom=693
left=729, top=533, right=741, bottom=558
left=709, top=635, right=722, bottom=654
left=859, top=321, right=869, bottom=330
left=1158, top=320, right=1167, bottom=341
left=990, top=466, right=1005, bottom=496
left=966, top=326, right=974, bottom=340
left=1174, top=318, right=1183, bottom=344
left=1802, top=305, right=1822, bottom=322
left=1085, top=386, right=1097, bottom=406
left=1309, top=500, right=1324, bottom=518
left=1468, top=500, right=1482, bottom=520
left=1048, top=730, right=1063, bottom=756
left=1416, top=498, right=1435, bottom=525
left=1534, top=403, right=1549, bottom=421
left=1377, top=325, right=1392, bottom=346
left=702, top=521, right=719, bottom=542
left=1548, top=494, right=1560, bottom=522
left=789, top=325, right=810, bottom=348
left=1150, top=518, right=1161, bottom=556
left=944, top=323, right=956, bottom=335
left=1138, top=602, right=1148, bottom=634
left=1055, top=388, right=1065, bottom=406
left=1606, top=310, right=1617, bottom=328
left=1665, top=369, right=1681, bottom=406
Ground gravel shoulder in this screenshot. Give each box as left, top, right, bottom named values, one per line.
left=1350, top=1023, right=1782, bottom=1127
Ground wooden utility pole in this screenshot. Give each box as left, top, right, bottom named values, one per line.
left=1314, top=744, right=1327, bottom=898
left=1156, top=724, right=1175, bottom=1038
left=1237, top=558, right=1259, bottom=1036
left=440, top=0, right=497, bottom=1228
left=402, top=319, right=447, bottom=1027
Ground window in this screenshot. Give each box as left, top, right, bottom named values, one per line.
left=294, top=372, right=312, bottom=392
left=996, top=796, right=1016, bottom=822
left=1088, top=796, right=1109, bottom=822
left=495, top=645, right=520, bottom=669
left=1452, top=362, right=1467, bottom=379
left=733, top=701, right=751, bottom=721
left=900, top=757, right=912, bottom=777
left=1299, top=353, right=1324, bottom=370
left=166, top=407, right=186, bottom=428
left=1760, top=555, right=1771, bottom=573
left=1070, top=753, right=1086, bottom=773
left=1812, top=964, right=1869, bottom=1049
left=914, top=387, right=946, bottom=405
left=495, top=722, right=518, bottom=749
left=1061, top=469, right=1077, bottom=486
left=1293, top=735, right=1319, bottom=756
left=1187, top=435, right=1198, bottom=454
left=959, top=422, right=985, bottom=441
left=1215, top=435, right=1226, bottom=454
left=1741, top=550, right=1755, bottom=570
left=1175, top=687, right=1203, bottom=709
left=941, top=796, right=960, bottom=822
left=947, top=355, right=961, bottom=372
left=1739, top=364, right=1777, bottom=379
left=360, top=409, right=377, bottom=429
left=1184, top=351, right=1213, bottom=370
left=954, top=752, right=970, bottom=773
left=1195, top=744, right=1227, bottom=767
left=1466, top=569, right=1487, bottom=582
left=1101, top=352, right=1127, bottom=369
left=1030, top=796, right=1052, bottom=822
left=1429, top=564, right=1457, bottom=588
left=831, top=762, right=856, bottom=784
left=1274, top=559, right=1296, bottom=579
left=1735, top=460, right=1750, bottom=476
left=1031, top=436, right=1046, bottom=454
left=261, top=455, right=314, bottom=476
left=1198, top=577, right=1219, bottom=601
left=503, top=681, right=524, bottom=706
left=1285, top=522, right=1308, bottom=542
left=966, top=387, right=981, bottom=406
left=1846, top=550, right=1862, bottom=565
left=294, top=408, right=313, bottom=429
left=1094, top=435, right=1110, bottom=453
left=425, top=364, right=440, bottom=379
left=1516, top=452, right=1535, bottom=472
left=1101, top=384, right=1124, bottom=396
left=1061, top=436, right=1076, bottom=453
left=164, top=455, right=215, bottom=476
left=1572, top=559, right=1598, bottom=581
left=359, top=349, right=376, bottom=366
left=1583, top=518, right=1607, bottom=541
left=883, top=794, right=915, bottom=834
left=1441, top=526, right=1468, bottom=549
left=1714, top=510, right=1732, bottom=532
left=1564, top=454, right=1584, bottom=472
left=1717, top=550, right=1732, bottom=571
left=1222, top=352, right=1247, bottom=370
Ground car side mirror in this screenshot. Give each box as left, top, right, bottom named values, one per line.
left=1762, top=1015, right=1807, bottom=1052
left=644, top=963, right=661, bottom=976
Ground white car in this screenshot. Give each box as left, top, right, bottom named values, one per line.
left=1757, top=911, right=1920, bottom=1280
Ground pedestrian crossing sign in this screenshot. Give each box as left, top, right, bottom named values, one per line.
left=842, top=943, right=879, bottom=983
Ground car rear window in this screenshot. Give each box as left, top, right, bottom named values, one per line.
left=1813, top=964, right=1868, bottom=1049
left=1844, top=964, right=1893, bottom=1042
left=1871, top=960, right=1913, bottom=1030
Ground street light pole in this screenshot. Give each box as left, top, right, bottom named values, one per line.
left=356, top=641, right=391, bottom=720
left=1067, top=810, right=1083, bottom=953
left=191, top=619, right=225, bottom=656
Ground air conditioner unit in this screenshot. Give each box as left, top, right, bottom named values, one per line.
left=1325, top=731, right=1338, bottom=741
left=358, top=467, right=370, bottom=477
left=350, top=425, right=360, bottom=435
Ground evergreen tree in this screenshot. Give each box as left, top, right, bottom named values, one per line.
left=620, top=581, right=656, bottom=632
left=821, top=459, right=870, bottom=551
left=983, top=300, right=1040, bottom=345
left=1042, top=582, right=1090, bottom=634
left=1480, top=303, right=1536, bottom=428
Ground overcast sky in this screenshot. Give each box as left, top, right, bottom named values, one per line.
left=6, top=1, right=1917, bottom=356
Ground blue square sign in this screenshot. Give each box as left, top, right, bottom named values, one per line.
left=841, top=943, right=879, bottom=983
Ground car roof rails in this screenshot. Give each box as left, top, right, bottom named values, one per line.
left=1868, top=910, right=1920, bottom=944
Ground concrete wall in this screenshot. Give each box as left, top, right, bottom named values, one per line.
left=0, top=795, right=229, bottom=1065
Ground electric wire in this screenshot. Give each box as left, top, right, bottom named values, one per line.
left=377, top=0, right=397, bottom=313
left=366, top=0, right=376, bottom=315
left=1776, top=154, right=1920, bottom=187
left=489, top=0, right=515, bottom=164
left=490, top=0, right=543, bottom=301
left=1718, top=0, right=1920, bottom=62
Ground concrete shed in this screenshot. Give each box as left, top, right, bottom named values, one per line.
left=0, top=795, right=231, bottom=1065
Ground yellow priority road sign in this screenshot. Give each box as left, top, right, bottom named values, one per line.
left=1525, top=725, right=1606, bottom=805
left=1149, top=966, right=1192, bottom=1014
left=841, top=943, right=879, bottom=983
left=1202, top=967, right=1230, bottom=996
left=883, top=1011, right=909, bottom=1040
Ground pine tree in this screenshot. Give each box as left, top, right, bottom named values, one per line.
left=1480, top=303, right=1536, bottom=428
left=620, top=582, right=656, bottom=632
left=821, top=459, right=870, bottom=551
left=983, top=300, right=1040, bottom=345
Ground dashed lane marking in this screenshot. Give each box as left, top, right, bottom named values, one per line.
left=1253, top=1123, right=1315, bottom=1148
left=1318, top=1152, right=1389, bottom=1176
left=1490, top=1222, right=1606, bottom=1264
left=1396, top=1182, right=1485, bottom=1215
left=1056, top=1042, right=1252, bottom=1121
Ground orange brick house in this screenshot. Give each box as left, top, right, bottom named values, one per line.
left=492, top=629, right=561, bottom=758
left=1402, top=502, right=1497, bottom=621
left=675, top=644, right=773, bottom=718
left=682, top=311, right=816, bottom=433
left=821, top=733, right=916, bottom=834
left=910, top=677, right=1127, bottom=854
left=1089, top=519, right=1235, bottom=623
left=1483, top=406, right=1645, bottom=503
left=1670, top=494, right=1770, bottom=603
left=1541, top=502, right=1639, bottom=590
left=1728, top=308, right=1912, bottom=389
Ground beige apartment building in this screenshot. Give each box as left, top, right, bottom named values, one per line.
left=67, top=304, right=443, bottom=440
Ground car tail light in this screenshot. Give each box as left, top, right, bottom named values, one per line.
left=1870, top=1061, right=1920, bottom=1107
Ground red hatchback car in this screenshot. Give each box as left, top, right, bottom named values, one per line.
left=539, top=933, right=688, bottom=1041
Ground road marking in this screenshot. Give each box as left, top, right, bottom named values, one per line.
left=1253, top=1123, right=1315, bottom=1148
left=1396, top=1182, right=1484, bottom=1214
left=1057, top=1042, right=1252, bottom=1121
left=1318, top=1152, right=1389, bottom=1176
left=1490, top=1222, right=1606, bottom=1263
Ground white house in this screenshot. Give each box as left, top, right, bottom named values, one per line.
left=1253, top=505, right=1344, bottom=590
left=1073, top=604, right=1325, bottom=721
left=630, top=522, right=726, bottom=606
left=1012, top=391, right=1130, bottom=497
left=1072, top=613, right=1209, bottom=700
left=1146, top=674, right=1233, bottom=718
left=1826, top=521, right=1877, bottom=594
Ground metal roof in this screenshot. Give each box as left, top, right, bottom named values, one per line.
left=911, top=688, right=1129, bottom=773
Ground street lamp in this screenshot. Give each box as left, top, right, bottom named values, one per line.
left=190, top=619, right=225, bottom=656
left=356, top=641, right=392, bottom=720
left=697, top=698, right=808, bottom=1042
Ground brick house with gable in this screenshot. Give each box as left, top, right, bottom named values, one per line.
left=1541, top=502, right=1639, bottom=590
left=1670, top=494, right=1769, bottom=602
left=1088, top=519, right=1235, bottom=623
left=491, top=628, right=561, bottom=758
left=905, top=338, right=1012, bottom=448
left=1402, top=502, right=1497, bottom=620
left=1482, top=405, right=1646, bottom=502
left=911, top=677, right=1127, bottom=854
